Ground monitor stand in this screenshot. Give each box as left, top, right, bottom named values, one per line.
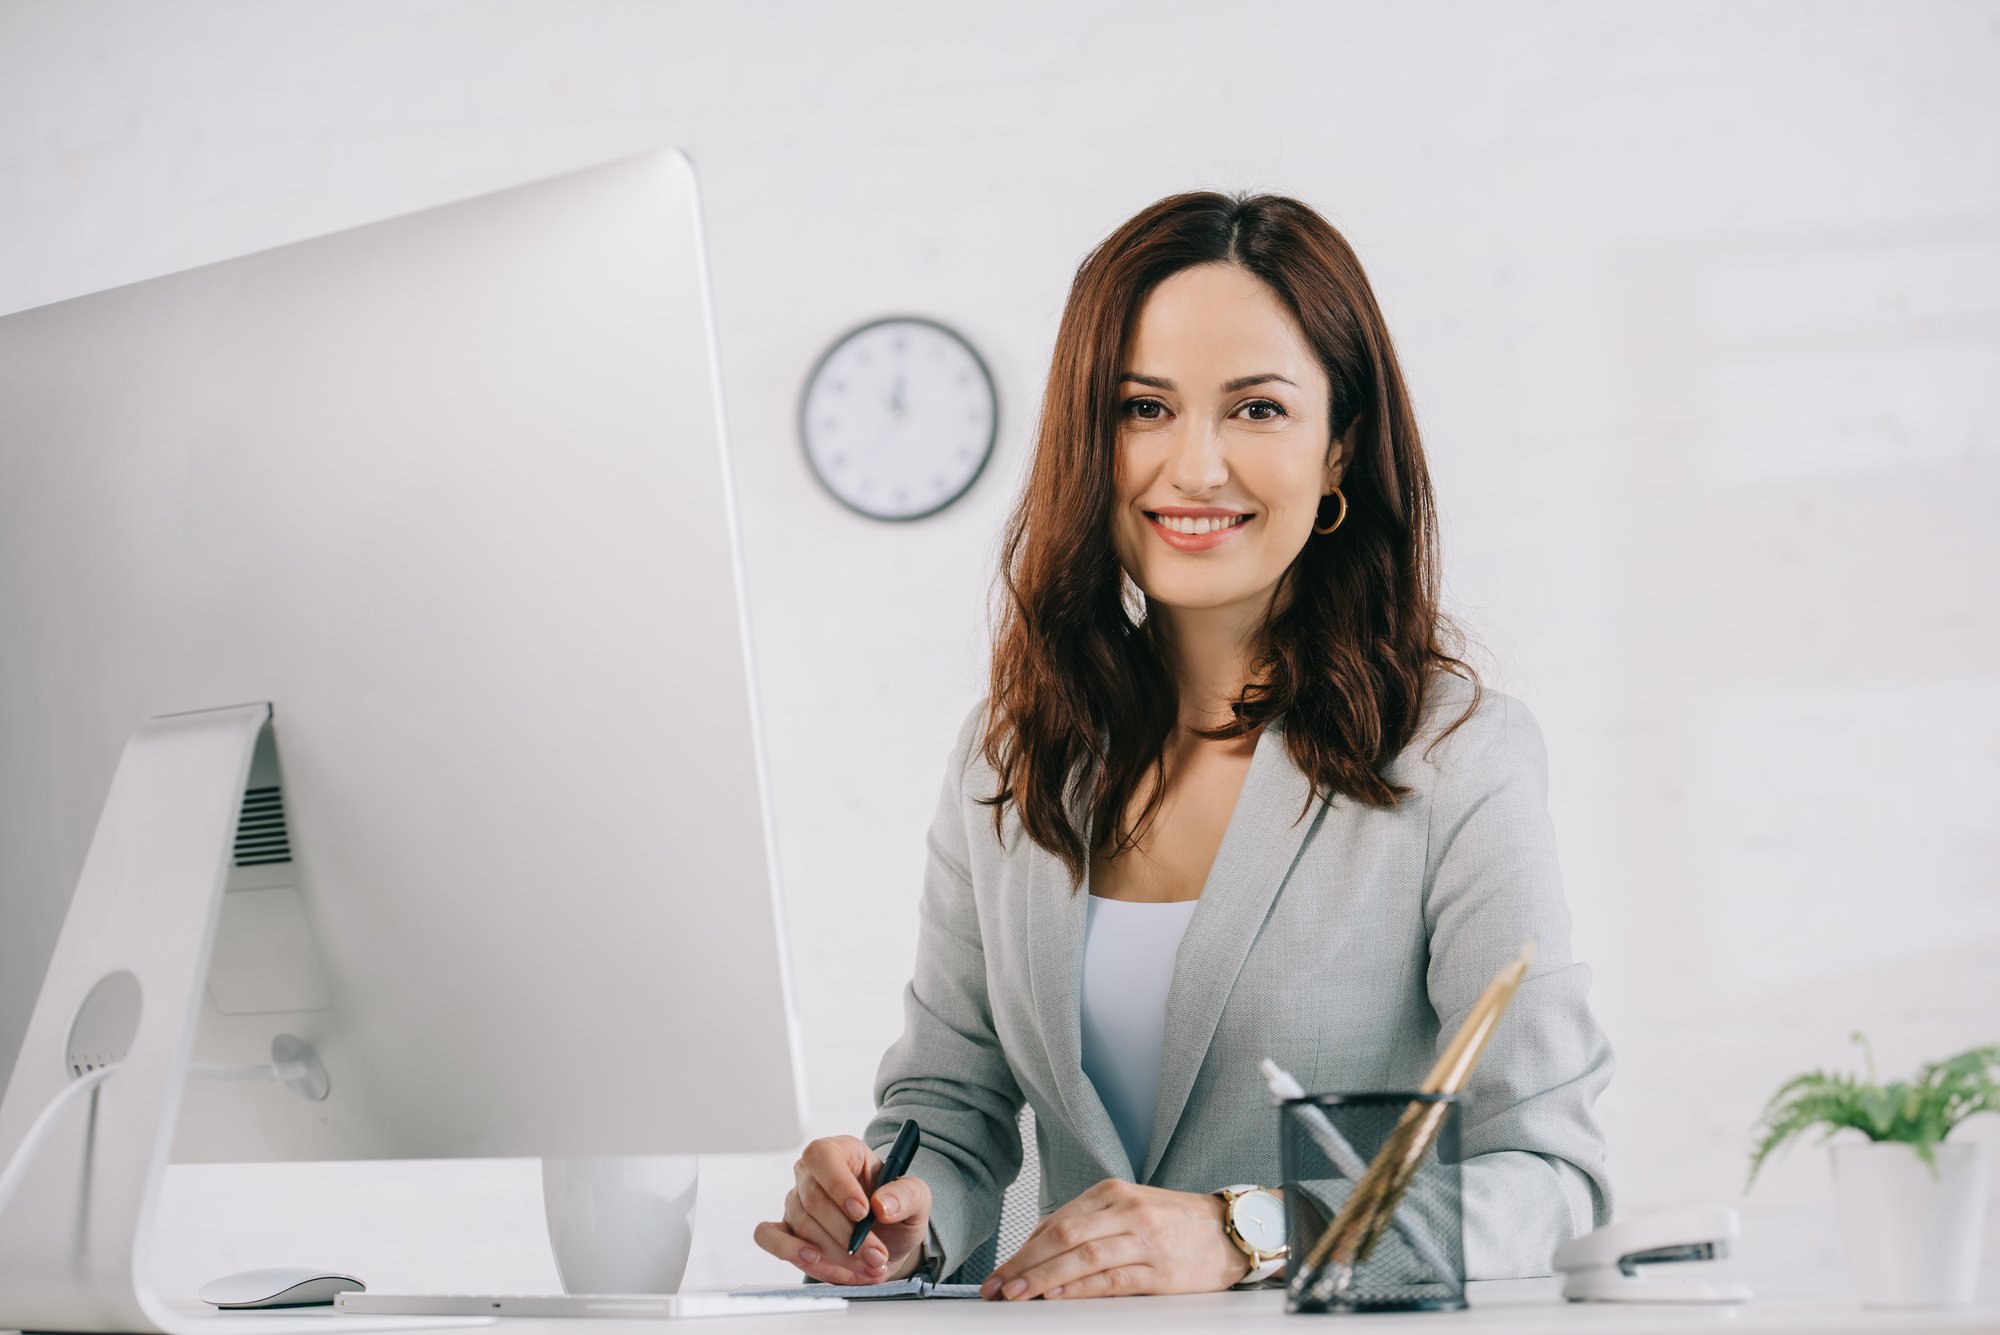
left=0, top=703, right=482, bottom=1335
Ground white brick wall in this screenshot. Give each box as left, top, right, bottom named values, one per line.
left=1, top=0, right=1993, bottom=1299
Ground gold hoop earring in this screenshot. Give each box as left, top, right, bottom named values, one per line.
left=1313, top=486, right=1348, bottom=535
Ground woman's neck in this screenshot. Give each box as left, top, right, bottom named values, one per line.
left=1147, top=597, right=1270, bottom=736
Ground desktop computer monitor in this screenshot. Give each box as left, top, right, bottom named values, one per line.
left=0, top=148, right=807, bottom=1331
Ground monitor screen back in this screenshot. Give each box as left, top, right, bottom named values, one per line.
left=0, top=148, right=808, bottom=1161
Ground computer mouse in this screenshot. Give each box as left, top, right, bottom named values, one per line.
left=198, top=1267, right=366, bottom=1309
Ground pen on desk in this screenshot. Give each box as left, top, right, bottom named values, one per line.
left=848, top=1118, right=922, bottom=1255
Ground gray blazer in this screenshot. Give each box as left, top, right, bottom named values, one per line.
left=863, top=671, right=1615, bottom=1282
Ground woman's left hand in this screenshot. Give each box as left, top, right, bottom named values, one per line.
left=979, top=1180, right=1252, bottom=1300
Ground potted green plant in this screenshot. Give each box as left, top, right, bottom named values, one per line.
left=1747, top=1033, right=1997, bottom=1308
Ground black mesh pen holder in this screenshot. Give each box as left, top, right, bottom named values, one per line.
left=1279, top=1093, right=1466, bottom=1314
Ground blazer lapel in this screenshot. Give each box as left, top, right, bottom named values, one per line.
left=1024, top=762, right=1135, bottom=1181
left=1139, top=712, right=1331, bottom=1182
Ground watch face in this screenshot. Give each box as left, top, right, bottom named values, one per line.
left=1235, top=1190, right=1287, bottom=1253
left=798, top=315, right=997, bottom=522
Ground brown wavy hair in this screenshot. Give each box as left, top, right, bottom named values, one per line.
left=975, top=189, right=1485, bottom=889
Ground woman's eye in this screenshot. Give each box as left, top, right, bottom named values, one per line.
left=1120, top=398, right=1284, bottom=422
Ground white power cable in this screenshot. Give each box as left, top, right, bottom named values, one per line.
left=187, top=1062, right=277, bottom=1081
left=0, top=1064, right=118, bottom=1217
left=0, top=1042, right=327, bottom=1220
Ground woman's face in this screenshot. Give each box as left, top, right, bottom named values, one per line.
left=1111, top=261, right=1346, bottom=624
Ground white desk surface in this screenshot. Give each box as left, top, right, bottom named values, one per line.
left=11, top=1280, right=2000, bottom=1334
left=477, top=1279, right=1997, bottom=1334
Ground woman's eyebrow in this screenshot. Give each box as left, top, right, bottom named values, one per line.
left=1118, top=372, right=1298, bottom=392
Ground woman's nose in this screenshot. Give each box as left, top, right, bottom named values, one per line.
left=1163, top=423, right=1229, bottom=494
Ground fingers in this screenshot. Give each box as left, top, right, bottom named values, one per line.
left=757, top=1135, right=934, bottom=1288
left=783, top=1190, right=889, bottom=1281
left=756, top=1209, right=889, bottom=1285
left=799, top=1173, right=870, bottom=1255
left=1041, top=1263, right=1156, bottom=1299
left=798, top=1136, right=875, bottom=1225
left=753, top=1219, right=818, bottom=1271
left=753, top=1219, right=846, bottom=1281
left=987, top=1230, right=1150, bottom=1302
left=986, top=1182, right=1125, bottom=1294
left=754, top=1220, right=887, bottom=1286
left=871, top=1172, right=930, bottom=1228
left=790, top=1138, right=892, bottom=1274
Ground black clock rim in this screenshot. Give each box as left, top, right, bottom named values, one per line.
left=796, top=312, right=1000, bottom=524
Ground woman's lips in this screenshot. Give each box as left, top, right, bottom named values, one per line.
left=1146, top=512, right=1252, bottom=552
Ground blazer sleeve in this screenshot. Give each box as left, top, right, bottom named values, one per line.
left=1420, top=689, right=1616, bottom=1278
left=862, top=700, right=1025, bottom=1279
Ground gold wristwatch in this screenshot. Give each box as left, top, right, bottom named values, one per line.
left=1216, top=1184, right=1288, bottom=1287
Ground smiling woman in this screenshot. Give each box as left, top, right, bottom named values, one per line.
left=755, top=191, right=1616, bottom=1301
left=1115, top=263, right=1356, bottom=705
left=985, top=195, right=1485, bottom=885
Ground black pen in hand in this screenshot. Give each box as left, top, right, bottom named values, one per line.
left=848, top=1118, right=922, bottom=1255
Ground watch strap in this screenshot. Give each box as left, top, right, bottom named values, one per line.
left=1235, top=1255, right=1287, bottom=1287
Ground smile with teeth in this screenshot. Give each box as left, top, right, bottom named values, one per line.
left=1149, top=513, right=1251, bottom=535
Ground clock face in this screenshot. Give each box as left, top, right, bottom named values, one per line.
left=798, top=315, right=997, bottom=521
left=1236, top=1190, right=1287, bottom=1252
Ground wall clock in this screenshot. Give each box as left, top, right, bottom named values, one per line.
left=798, top=314, right=998, bottom=521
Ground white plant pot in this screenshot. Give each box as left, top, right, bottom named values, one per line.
left=1830, top=1139, right=1987, bottom=1308
left=541, top=1155, right=700, bottom=1295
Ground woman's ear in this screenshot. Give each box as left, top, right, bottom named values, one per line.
left=1326, top=428, right=1353, bottom=489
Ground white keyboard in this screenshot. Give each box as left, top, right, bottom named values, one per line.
left=334, top=1291, right=844, bottom=1319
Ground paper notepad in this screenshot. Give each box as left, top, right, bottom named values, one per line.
left=735, top=1275, right=983, bottom=1300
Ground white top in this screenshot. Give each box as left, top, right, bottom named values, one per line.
left=1078, top=893, right=1199, bottom=1175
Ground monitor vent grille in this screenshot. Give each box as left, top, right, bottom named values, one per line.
left=234, top=785, right=293, bottom=866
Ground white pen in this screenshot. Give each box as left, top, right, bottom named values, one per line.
left=1260, top=1058, right=1456, bottom=1288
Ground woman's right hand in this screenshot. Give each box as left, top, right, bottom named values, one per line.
left=753, top=1135, right=934, bottom=1286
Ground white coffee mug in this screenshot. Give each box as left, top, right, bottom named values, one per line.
left=541, top=1155, right=700, bottom=1295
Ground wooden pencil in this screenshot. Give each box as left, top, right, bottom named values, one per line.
left=1290, top=940, right=1536, bottom=1305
